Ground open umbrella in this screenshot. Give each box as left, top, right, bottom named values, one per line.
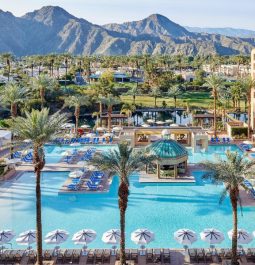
left=69, top=170, right=83, bottom=178
left=70, top=143, right=81, bottom=147
left=44, top=229, right=69, bottom=245
left=0, top=230, right=15, bottom=245
left=96, top=127, right=106, bottom=132
left=141, top=124, right=150, bottom=128
left=174, top=229, right=197, bottom=246
left=4, top=158, right=21, bottom=164
left=156, top=121, right=165, bottom=125
left=81, top=125, right=90, bottom=129
left=243, top=140, right=253, bottom=145
left=86, top=133, right=96, bottom=138
left=72, top=229, right=96, bottom=254
left=200, top=228, right=224, bottom=245
left=228, top=229, right=253, bottom=245
left=16, top=230, right=36, bottom=246
left=102, top=229, right=120, bottom=245
left=131, top=229, right=154, bottom=245
left=165, top=119, right=173, bottom=123
left=103, top=133, right=114, bottom=137
left=112, top=127, right=122, bottom=131
left=131, top=228, right=154, bottom=255
left=147, top=119, right=154, bottom=123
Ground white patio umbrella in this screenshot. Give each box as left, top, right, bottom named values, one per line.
left=4, top=158, right=21, bottom=164
left=81, top=125, right=90, bottom=129
left=174, top=229, right=197, bottom=246
left=103, top=133, right=114, bottom=137
left=86, top=133, right=96, bottom=138
left=141, top=124, right=150, bottom=128
left=102, top=229, right=120, bottom=245
left=70, top=143, right=81, bottom=147
left=170, top=123, right=179, bottom=127
left=44, top=229, right=69, bottom=245
left=131, top=229, right=154, bottom=245
left=23, top=139, right=32, bottom=143
left=147, top=119, right=155, bottom=123
left=69, top=170, right=83, bottom=178
left=112, top=127, right=122, bottom=131
left=16, top=230, right=36, bottom=246
left=243, top=140, right=253, bottom=145
left=165, top=119, right=173, bottom=123
left=72, top=229, right=96, bottom=254
left=200, top=228, right=224, bottom=245
left=62, top=123, right=75, bottom=129
left=96, top=127, right=106, bottom=131
left=228, top=229, right=253, bottom=245
left=156, top=121, right=165, bottom=125
left=0, top=230, right=15, bottom=245
left=61, top=151, right=71, bottom=156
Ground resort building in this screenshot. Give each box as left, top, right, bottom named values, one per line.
left=251, top=49, right=255, bottom=130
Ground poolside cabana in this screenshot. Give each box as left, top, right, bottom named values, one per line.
left=146, top=131, right=188, bottom=179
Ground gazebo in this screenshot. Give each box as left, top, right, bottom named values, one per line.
left=146, top=130, right=188, bottom=179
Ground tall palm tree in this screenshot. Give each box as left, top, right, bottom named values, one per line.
left=167, top=84, right=182, bottom=109
left=121, top=103, right=136, bottom=126
left=149, top=87, right=161, bottom=108
left=0, top=82, right=27, bottom=117
left=205, top=75, right=225, bottom=138
left=100, top=95, right=120, bottom=131
left=239, top=76, right=255, bottom=139
left=90, top=142, right=155, bottom=265
left=201, top=151, right=255, bottom=265
left=64, top=95, right=91, bottom=136
left=1, top=53, right=13, bottom=81
left=10, top=109, right=67, bottom=265
left=31, top=75, right=58, bottom=109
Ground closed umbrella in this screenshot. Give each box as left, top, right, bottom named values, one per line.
left=16, top=230, right=36, bottom=246
left=200, top=228, right=224, bottom=246
left=131, top=229, right=154, bottom=255
left=228, top=229, right=253, bottom=245
left=72, top=229, right=96, bottom=255
left=174, top=229, right=197, bottom=246
left=0, top=230, right=15, bottom=245
left=44, top=229, right=69, bottom=245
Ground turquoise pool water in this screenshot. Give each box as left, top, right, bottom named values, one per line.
left=44, top=145, right=116, bottom=164
left=44, top=144, right=242, bottom=164
left=0, top=169, right=255, bottom=249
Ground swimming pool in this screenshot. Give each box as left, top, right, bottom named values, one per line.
left=44, top=144, right=242, bottom=164
left=44, top=145, right=116, bottom=164
left=0, top=168, right=254, bottom=249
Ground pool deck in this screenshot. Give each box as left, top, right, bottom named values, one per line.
left=5, top=248, right=253, bottom=265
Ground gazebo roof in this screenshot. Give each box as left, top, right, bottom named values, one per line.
left=147, top=139, right=188, bottom=159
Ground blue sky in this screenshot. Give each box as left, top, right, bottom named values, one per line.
left=0, top=0, right=254, bottom=29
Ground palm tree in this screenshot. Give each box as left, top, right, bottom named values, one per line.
left=149, top=87, right=161, bottom=108
left=90, top=142, right=155, bottom=265
left=1, top=53, right=13, bottom=81
left=239, top=76, right=255, bottom=139
left=64, top=95, right=91, bottom=136
left=31, top=75, right=58, bottom=109
left=205, top=75, right=225, bottom=138
left=10, top=108, right=67, bottom=265
left=167, top=84, right=182, bottom=109
left=121, top=103, right=136, bottom=126
left=100, top=95, right=120, bottom=131
left=201, top=151, right=255, bottom=265
left=0, top=82, right=27, bottom=117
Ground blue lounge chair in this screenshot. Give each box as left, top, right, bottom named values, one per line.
left=67, top=184, right=80, bottom=191
left=87, top=181, right=99, bottom=191
left=13, top=151, right=22, bottom=158
left=215, top=137, right=220, bottom=143
left=102, top=138, right=106, bottom=144
left=226, top=138, right=231, bottom=143
left=210, top=137, right=215, bottom=143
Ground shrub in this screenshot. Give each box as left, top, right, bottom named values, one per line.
left=231, top=127, right=248, bottom=138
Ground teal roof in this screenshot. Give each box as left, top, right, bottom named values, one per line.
left=147, top=139, right=188, bottom=159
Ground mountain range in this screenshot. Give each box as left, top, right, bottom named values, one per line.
left=0, top=6, right=255, bottom=56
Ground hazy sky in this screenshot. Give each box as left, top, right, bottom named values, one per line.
left=0, top=0, right=254, bottom=29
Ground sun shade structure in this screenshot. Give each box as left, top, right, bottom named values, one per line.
left=16, top=230, right=36, bottom=246
left=72, top=229, right=97, bottom=245
left=0, top=230, right=15, bottom=245
left=146, top=139, right=188, bottom=178
left=228, top=229, right=253, bottom=245
left=102, top=229, right=120, bottom=245
left=174, top=229, right=197, bottom=246
left=44, top=230, right=69, bottom=245
left=131, top=229, right=155, bottom=245
left=200, top=228, right=224, bottom=245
